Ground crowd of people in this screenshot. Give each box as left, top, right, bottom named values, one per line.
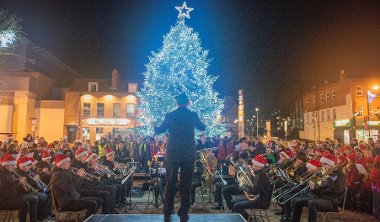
left=0, top=132, right=379, bottom=222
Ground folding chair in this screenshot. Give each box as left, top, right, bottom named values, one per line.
left=51, top=190, right=87, bottom=222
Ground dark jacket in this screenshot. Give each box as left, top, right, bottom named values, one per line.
left=71, top=159, right=96, bottom=192
left=50, top=167, right=82, bottom=210
left=312, top=169, right=346, bottom=207
left=247, top=169, right=272, bottom=208
left=0, top=168, right=21, bottom=201
left=155, top=106, right=206, bottom=162
left=253, top=141, right=266, bottom=157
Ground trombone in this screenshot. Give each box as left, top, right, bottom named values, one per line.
left=28, top=170, right=49, bottom=192
left=215, top=170, right=227, bottom=186
left=70, top=167, right=101, bottom=182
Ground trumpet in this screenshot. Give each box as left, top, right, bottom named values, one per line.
left=12, top=171, right=38, bottom=193
left=70, top=167, right=101, bottom=182
left=96, top=161, right=117, bottom=178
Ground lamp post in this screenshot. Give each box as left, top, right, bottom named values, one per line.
left=255, top=108, right=259, bottom=138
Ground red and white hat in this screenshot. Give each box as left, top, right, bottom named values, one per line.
left=280, top=150, right=293, bottom=159
left=306, top=159, right=321, bottom=170
left=42, top=150, right=52, bottom=161
left=346, top=153, right=357, bottom=163
left=320, top=154, right=336, bottom=166
left=30, top=158, right=37, bottom=165
left=24, top=153, right=34, bottom=158
left=75, top=148, right=88, bottom=159
left=105, top=147, right=115, bottom=157
left=17, top=156, right=32, bottom=167
left=11, top=152, right=21, bottom=160
left=54, top=154, right=71, bottom=167
left=1, top=154, right=17, bottom=166
left=85, top=152, right=98, bottom=162
left=251, top=154, right=267, bottom=167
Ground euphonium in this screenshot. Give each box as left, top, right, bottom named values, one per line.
left=236, top=165, right=256, bottom=200
left=28, top=170, right=48, bottom=192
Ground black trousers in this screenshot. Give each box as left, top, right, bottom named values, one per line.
left=291, top=195, right=314, bottom=222
left=98, top=184, right=117, bottom=213
left=232, top=196, right=264, bottom=220
left=214, top=179, right=237, bottom=207
left=222, top=184, right=241, bottom=210
left=190, top=177, right=202, bottom=205
left=0, top=194, right=39, bottom=222
left=163, top=161, right=194, bottom=219
left=35, top=192, right=49, bottom=220
left=307, top=198, right=337, bottom=222
left=62, top=198, right=98, bottom=219
left=103, top=178, right=130, bottom=203
left=81, top=190, right=110, bottom=214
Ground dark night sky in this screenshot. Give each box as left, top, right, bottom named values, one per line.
left=1, top=0, right=380, bottom=119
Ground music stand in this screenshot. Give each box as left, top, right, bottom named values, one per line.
left=126, top=162, right=139, bottom=210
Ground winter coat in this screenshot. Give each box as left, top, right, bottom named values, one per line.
left=0, top=168, right=21, bottom=201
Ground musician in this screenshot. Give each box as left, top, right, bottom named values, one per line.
left=190, top=158, right=203, bottom=207
left=103, top=147, right=130, bottom=205
left=50, top=154, right=100, bottom=219
left=0, top=154, right=39, bottom=222
left=154, top=92, right=206, bottom=222
left=36, top=150, right=53, bottom=185
left=282, top=159, right=321, bottom=221
left=203, top=148, right=217, bottom=192
left=71, top=148, right=113, bottom=214
left=371, top=155, right=380, bottom=219
left=292, top=154, right=346, bottom=222
left=232, top=155, right=272, bottom=221
left=16, top=156, right=49, bottom=221
left=344, top=152, right=360, bottom=210
left=212, top=162, right=238, bottom=210
left=359, top=146, right=374, bottom=214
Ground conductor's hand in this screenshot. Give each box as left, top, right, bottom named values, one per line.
left=77, top=168, right=86, bottom=177
left=240, top=184, right=250, bottom=193
left=309, top=181, right=316, bottom=190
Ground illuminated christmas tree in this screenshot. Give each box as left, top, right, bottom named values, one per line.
left=138, top=2, right=224, bottom=136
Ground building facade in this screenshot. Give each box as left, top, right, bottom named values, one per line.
left=64, top=70, right=139, bottom=142
left=299, top=70, right=380, bottom=143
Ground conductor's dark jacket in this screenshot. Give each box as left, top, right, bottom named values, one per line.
left=154, top=106, right=206, bottom=162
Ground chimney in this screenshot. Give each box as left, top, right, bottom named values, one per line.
left=339, top=69, right=346, bottom=81
left=111, top=69, right=120, bottom=90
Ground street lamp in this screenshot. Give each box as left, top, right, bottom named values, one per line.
left=255, top=108, right=259, bottom=138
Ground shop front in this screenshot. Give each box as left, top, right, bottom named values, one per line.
left=354, top=119, right=380, bottom=141
left=80, top=118, right=136, bottom=142
left=333, top=119, right=352, bottom=144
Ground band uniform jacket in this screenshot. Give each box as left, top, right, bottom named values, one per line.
left=0, top=168, right=22, bottom=202
left=50, top=167, right=83, bottom=211
left=71, top=159, right=97, bottom=192
left=312, top=169, right=346, bottom=207
left=154, top=106, right=206, bottom=162
left=245, top=169, right=272, bottom=208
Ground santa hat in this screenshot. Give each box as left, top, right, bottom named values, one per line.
left=1, top=154, right=17, bottom=166
left=320, top=154, right=336, bottom=166
left=346, top=153, right=357, bottom=163
left=251, top=154, right=267, bottom=167
left=105, top=147, right=115, bottom=157
left=337, top=155, right=347, bottom=163
left=54, top=154, right=71, bottom=167
left=11, top=152, right=21, bottom=160
left=375, top=155, right=380, bottom=163
left=315, top=148, right=323, bottom=153
left=17, top=156, right=32, bottom=167
left=280, top=150, right=293, bottom=159
left=75, top=148, right=88, bottom=159
left=42, top=151, right=51, bottom=161
left=85, top=152, right=98, bottom=162
left=306, top=159, right=321, bottom=170
left=322, top=150, right=331, bottom=157
left=30, top=158, right=37, bottom=165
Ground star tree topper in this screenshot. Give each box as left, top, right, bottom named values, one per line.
left=175, top=2, right=194, bottom=19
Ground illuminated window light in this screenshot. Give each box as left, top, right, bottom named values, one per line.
left=83, top=94, right=91, bottom=100
left=105, top=95, right=113, bottom=101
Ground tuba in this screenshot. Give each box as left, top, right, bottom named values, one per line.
left=197, top=149, right=214, bottom=177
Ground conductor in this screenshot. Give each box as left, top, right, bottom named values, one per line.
left=155, top=93, right=206, bottom=222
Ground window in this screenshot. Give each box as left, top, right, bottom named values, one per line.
left=327, top=110, right=330, bottom=121
left=306, top=98, right=310, bottom=106
left=83, top=103, right=91, bottom=116
left=321, top=111, right=325, bottom=121
left=128, top=83, right=138, bottom=93
left=113, top=103, right=121, bottom=117
left=97, top=103, right=104, bottom=117
left=369, top=105, right=373, bottom=118
left=320, top=93, right=324, bottom=103
left=82, top=128, right=90, bottom=140
left=326, top=92, right=330, bottom=101
left=306, top=113, right=310, bottom=124
left=312, top=96, right=316, bottom=104
left=333, top=109, right=336, bottom=120
left=126, top=103, right=135, bottom=117
left=356, top=105, right=364, bottom=117
left=331, top=90, right=336, bottom=100
left=96, top=128, right=103, bottom=141
left=88, top=82, right=99, bottom=92
left=356, top=86, right=362, bottom=96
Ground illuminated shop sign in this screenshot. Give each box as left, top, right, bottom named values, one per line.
left=87, top=118, right=131, bottom=126
left=368, top=121, right=380, bottom=126
left=334, top=119, right=351, bottom=127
